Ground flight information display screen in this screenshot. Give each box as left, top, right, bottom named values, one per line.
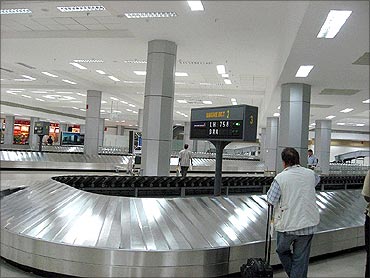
left=190, top=105, right=258, bottom=141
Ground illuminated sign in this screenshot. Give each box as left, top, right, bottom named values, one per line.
left=190, top=105, right=258, bottom=141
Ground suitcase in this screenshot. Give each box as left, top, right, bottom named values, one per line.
left=240, top=204, right=274, bottom=278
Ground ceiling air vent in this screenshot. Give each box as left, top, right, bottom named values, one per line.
left=178, top=59, right=213, bottom=65
left=353, top=52, right=369, bottom=65
left=311, top=104, right=333, bottom=108
left=320, top=89, right=360, bottom=96
left=0, top=67, right=13, bottom=73
left=17, top=62, right=36, bottom=69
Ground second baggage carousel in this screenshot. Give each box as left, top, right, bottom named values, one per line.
left=0, top=177, right=366, bottom=277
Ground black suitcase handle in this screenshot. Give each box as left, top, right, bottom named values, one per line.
left=264, top=204, right=273, bottom=265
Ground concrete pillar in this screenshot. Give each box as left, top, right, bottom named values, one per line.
left=183, top=121, right=193, bottom=150
left=277, top=83, right=311, bottom=173
left=265, top=117, right=279, bottom=172
left=142, top=40, right=177, bottom=176
left=59, top=123, right=67, bottom=145
left=117, top=125, right=124, bottom=136
left=314, top=120, right=332, bottom=175
left=80, top=124, right=85, bottom=135
left=29, top=117, right=40, bottom=148
left=84, top=90, right=102, bottom=155
left=138, top=109, right=144, bottom=132
left=98, top=118, right=104, bottom=147
left=4, top=116, right=15, bottom=145
left=259, top=128, right=266, bottom=161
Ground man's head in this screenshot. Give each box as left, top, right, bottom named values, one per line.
left=308, top=149, right=313, bottom=157
left=184, top=144, right=189, bottom=149
left=281, top=147, right=300, bottom=168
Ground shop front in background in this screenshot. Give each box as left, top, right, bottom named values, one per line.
left=14, top=120, right=30, bottom=145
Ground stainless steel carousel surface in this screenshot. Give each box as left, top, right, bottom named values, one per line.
left=0, top=178, right=366, bottom=277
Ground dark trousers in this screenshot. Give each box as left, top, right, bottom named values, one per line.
left=180, top=166, right=189, bottom=177
left=366, top=214, right=369, bottom=278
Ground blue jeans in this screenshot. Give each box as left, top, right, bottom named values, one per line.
left=276, top=232, right=313, bottom=278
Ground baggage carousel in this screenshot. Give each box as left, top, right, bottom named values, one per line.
left=0, top=176, right=366, bottom=277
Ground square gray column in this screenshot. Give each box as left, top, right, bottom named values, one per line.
left=183, top=121, right=193, bottom=151
left=98, top=118, right=104, bottom=147
left=259, top=128, right=266, bottom=162
left=142, top=40, right=177, bottom=176
left=277, top=83, right=311, bottom=172
left=84, top=90, right=102, bottom=155
left=29, top=117, right=40, bottom=148
left=265, top=117, right=279, bottom=172
left=4, top=116, right=15, bottom=145
left=314, top=120, right=332, bottom=175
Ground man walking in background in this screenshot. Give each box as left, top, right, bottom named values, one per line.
left=267, top=147, right=320, bottom=278
left=307, top=149, right=318, bottom=169
left=178, top=144, right=192, bottom=177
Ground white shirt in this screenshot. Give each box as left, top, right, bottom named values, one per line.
left=178, top=149, right=192, bottom=167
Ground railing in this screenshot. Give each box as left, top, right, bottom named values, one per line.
left=329, top=163, right=370, bottom=176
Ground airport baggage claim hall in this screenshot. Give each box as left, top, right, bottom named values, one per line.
left=0, top=1, right=369, bottom=277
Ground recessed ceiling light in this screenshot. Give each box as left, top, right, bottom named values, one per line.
left=326, top=115, right=336, bottom=119
left=133, top=111, right=138, bottom=114
left=363, top=99, right=370, bottom=104
left=177, top=100, right=187, bottom=104
left=203, top=100, right=212, bottom=104
left=222, top=73, right=229, bottom=78
left=128, top=104, right=136, bottom=107
left=124, top=59, right=147, bottom=64
left=0, top=8, right=32, bottom=15
left=35, top=98, right=45, bottom=102
left=6, top=91, right=18, bottom=95
left=21, top=94, right=32, bottom=98
left=175, top=72, right=188, bottom=77
left=129, top=124, right=133, bottom=126
left=317, top=10, right=352, bottom=39
left=57, top=6, right=105, bottom=12
left=69, top=62, right=87, bottom=70
left=295, top=65, right=314, bottom=77
left=217, top=65, right=226, bottom=74
left=224, top=79, right=232, bottom=84
left=277, top=106, right=280, bottom=110
left=187, top=1, right=204, bottom=11
left=120, top=100, right=128, bottom=104
left=101, top=100, right=107, bottom=104
left=126, top=109, right=132, bottom=112
left=113, top=110, right=122, bottom=113
left=108, top=76, right=120, bottom=82
left=73, top=59, right=103, bottom=63
left=356, top=124, right=365, bottom=127
left=200, top=82, right=212, bottom=86
left=96, top=70, right=106, bottom=75
left=123, top=80, right=145, bottom=84
left=80, top=108, right=86, bottom=111
left=337, top=122, right=345, bottom=125
left=110, top=97, right=119, bottom=101
left=124, top=12, right=177, bottom=19
left=41, top=72, right=58, bottom=78
left=76, top=93, right=86, bottom=97
left=62, top=79, right=77, bottom=85
left=230, top=98, right=236, bottom=102
left=273, top=113, right=280, bottom=117
left=134, top=71, right=147, bottom=76
left=21, top=75, right=36, bottom=80
left=340, top=108, right=354, bottom=113
left=72, top=107, right=79, bottom=110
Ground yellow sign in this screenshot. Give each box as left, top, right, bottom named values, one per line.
left=249, top=115, right=254, bottom=125
left=206, top=111, right=225, bottom=119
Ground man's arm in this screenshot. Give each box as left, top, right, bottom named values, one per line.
left=267, top=180, right=281, bottom=206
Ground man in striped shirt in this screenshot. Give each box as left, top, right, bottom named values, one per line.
left=267, top=147, right=320, bottom=278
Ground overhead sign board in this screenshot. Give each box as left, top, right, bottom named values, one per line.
left=34, top=121, right=50, bottom=136
left=190, top=105, right=258, bottom=141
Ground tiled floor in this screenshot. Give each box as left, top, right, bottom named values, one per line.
left=0, top=249, right=366, bottom=277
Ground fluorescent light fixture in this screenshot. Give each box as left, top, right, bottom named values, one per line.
left=96, top=70, right=106, bottom=75
left=14, top=79, right=32, bottom=82
left=120, top=100, right=128, bottom=104
left=317, top=10, right=352, bottom=39
left=217, top=65, right=226, bottom=74
left=124, top=60, right=147, bottom=64
left=76, top=93, right=86, bottom=97
left=230, top=98, right=236, bottom=102
left=175, top=72, right=188, bottom=77
left=70, top=62, right=87, bottom=70
left=70, top=100, right=82, bottom=103
left=6, top=91, right=17, bottom=95
left=224, top=79, right=232, bottom=84
left=72, top=107, right=79, bottom=110
left=187, top=1, right=204, bottom=11
left=113, top=110, right=122, bottom=113
left=21, top=94, right=32, bottom=98
left=222, top=73, right=229, bottom=78
left=62, top=79, right=77, bottom=84
left=134, top=71, right=146, bottom=76
left=41, top=72, right=58, bottom=78
left=126, top=109, right=133, bottom=112
left=124, top=12, right=177, bottom=19
left=108, top=76, right=120, bottom=82
left=21, top=75, right=36, bottom=80
left=340, top=108, right=354, bottom=113
left=310, top=123, right=316, bottom=126
left=363, top=99, right=370, bottom=104
left=110, top=97, right=119, bottom=101
left=128, top=104, right=136, bottom=107
left=129, top=124, right=133, bottom=127
left=101, top=100, right=107, bottom=104
left=273, top=113, right=280, bottom=117
left=177, top=100, right=187, bottom=104
left=232, top=101, right=238, bottom=105
left=356, top=123, right=365, bottom=127
left=121, top=120, right=126, bottom=122
left=123, top=80, right=145, bottom=84
left=0, top=8, right=32, bottom=15
left=57, top=6, right=105, bottom=12
left=133, top=111, right=138, bottom=114
left=336, top=122, right=345, bottom=126
left=35, top=98, right=45, bottom=102
left=200, top=82, right=212, bottom=85
left=80, top=108, right=86, bottom=111
left=175, top=82, right=186, bottom=85
left=203, top=100, right=212, bottom=104
left=278, top=106, right=280, bottom=110
left=326, top=115, right=336, bottom=119
left=10, top=88, right=24, bottom=91
left=73, top=59, right=103, bottom=63
left=57, top=91, right=73, bottom=94
left=295, top=65, right=314, bottom=77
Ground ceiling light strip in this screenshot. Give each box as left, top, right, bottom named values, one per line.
left=57, top=6, right=105, bottom=12
left=124, top=12, right=177, bottom=19
left=295, top=65, right=314, bottom=77
left=187, top=1, right=204, bottom=11
left=317, top=10, right=352, bottom=39
left=0, top=8, right=32, bottom=14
